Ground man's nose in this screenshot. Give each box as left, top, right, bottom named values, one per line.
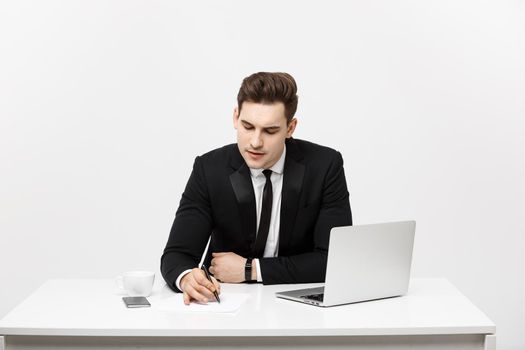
left=250, top=131, right=263, bottom=149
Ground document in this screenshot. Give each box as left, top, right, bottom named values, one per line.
left=151, top=292, right=250, bottom=313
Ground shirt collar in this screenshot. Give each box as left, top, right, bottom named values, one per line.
left=249, top=145, right=286, bottom=178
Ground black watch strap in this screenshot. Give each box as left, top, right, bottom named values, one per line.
left=245, top=258, right=253, bottom=282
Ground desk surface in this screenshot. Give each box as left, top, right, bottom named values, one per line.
left=0, top=278, right=495, bottom=337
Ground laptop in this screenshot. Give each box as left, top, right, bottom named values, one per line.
left=275, top=221, right=416, bottom=307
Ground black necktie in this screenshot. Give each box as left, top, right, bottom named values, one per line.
left=253, top=169, right=273, bottom=257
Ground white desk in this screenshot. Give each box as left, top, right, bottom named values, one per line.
left=0, top=278, right=496, bottom=350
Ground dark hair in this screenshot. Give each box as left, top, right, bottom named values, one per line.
left=237, top=72, right=298, bottom=123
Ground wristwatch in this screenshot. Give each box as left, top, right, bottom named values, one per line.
left=245, top=258, right=253, bottom=282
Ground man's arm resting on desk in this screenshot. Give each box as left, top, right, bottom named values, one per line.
left=209, top=253, right=260, bottom=282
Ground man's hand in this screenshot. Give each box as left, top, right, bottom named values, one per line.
left=180, top=268, right=221, bottom=305
left=210, top=252, right=247, bottom=283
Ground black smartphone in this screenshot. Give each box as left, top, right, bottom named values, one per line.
left=122, top=296, right=151, bottom=308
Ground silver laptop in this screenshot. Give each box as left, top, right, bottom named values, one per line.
left=276, top=221, right=416, bottom=307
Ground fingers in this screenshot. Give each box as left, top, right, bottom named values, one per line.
left=210, top=257, right=219, bottom=278
left=210, top=252, right=231, bottom=277
left=181, top=268, right=220, bottom=304
left=198, top=278, right=217, bottom=296
left=195, top=270, right=216, bottom=291
left=209, top=252, right=245, bottom=283
left=183, top=291, right=191, bottom=305
left=186, top=283, right=212, bottom=303
left=212, top=276, right=221, bottom=293
left=208, top=265, right=223, bottom=282
left=212, top=252, right=229, bottom=258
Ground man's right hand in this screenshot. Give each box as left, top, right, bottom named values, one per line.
left=180, top=268, right=221, bottom=305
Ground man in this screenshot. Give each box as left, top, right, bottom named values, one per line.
left=161, top=72, right=352, bottom=304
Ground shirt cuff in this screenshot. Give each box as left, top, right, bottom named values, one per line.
left=254, top=258, right=263, bottom=282
left=175, top=269, right=193, bottom=291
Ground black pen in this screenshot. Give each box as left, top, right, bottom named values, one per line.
left=201, top=264, right=220, bottom=303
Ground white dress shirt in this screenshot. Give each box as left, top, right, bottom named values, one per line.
left=175, top=146, right=286, bottom=289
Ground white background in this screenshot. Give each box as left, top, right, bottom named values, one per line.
left=1, top=1, right=524, bottom=348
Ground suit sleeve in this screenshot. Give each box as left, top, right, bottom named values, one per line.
left=160, top=156, right=213, bottom=292
left=258, top=151, right=352, bottom=284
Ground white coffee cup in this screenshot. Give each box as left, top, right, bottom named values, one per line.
left=116, top=271, right=155, bottom=296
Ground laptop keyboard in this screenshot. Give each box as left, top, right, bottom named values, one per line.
left=302, top=293, right=324, bottom=302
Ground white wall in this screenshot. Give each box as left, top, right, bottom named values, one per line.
left=1, top=0, right=524, bottom=348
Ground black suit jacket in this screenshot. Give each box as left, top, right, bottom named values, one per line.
left=161, top=138, right=352, bottom=291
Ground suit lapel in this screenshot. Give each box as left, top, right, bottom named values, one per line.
left=279, top=139, right=305, bottom=253
left=229, top=150, right=257, bottom=250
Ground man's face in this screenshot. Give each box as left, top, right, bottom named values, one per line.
left=233, top=101, right=297, bottom=169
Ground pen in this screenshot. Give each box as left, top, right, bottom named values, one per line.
left=201, top=264, right=220, bottom=303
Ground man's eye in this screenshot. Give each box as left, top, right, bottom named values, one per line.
left=243, top=125, right=253, bottom=130
left=266, top=130, right=277, bottom=135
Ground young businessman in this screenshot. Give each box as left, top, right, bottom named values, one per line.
left=161, top=72, right=352, bottom=304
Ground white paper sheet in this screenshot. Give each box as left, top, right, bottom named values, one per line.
left=151, top=292, right=250, bottom=313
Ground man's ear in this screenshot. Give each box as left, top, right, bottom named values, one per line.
left=286, top=118, right=298, bottom=138
left=233, top=107, right=239, bottom=129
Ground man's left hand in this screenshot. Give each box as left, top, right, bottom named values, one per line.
left=210, top=252, right=246, bottom=283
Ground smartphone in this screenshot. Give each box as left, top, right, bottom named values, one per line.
left=122, top=296, right=151, bottom=308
